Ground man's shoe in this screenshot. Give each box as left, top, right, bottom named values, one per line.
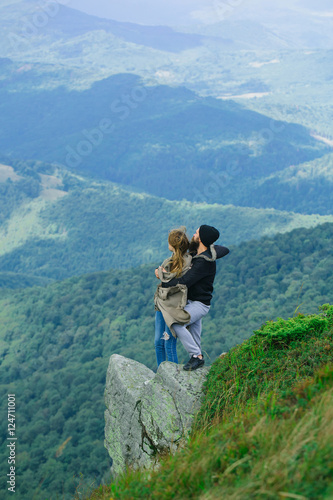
left=183, top=355, right=205, bottom=371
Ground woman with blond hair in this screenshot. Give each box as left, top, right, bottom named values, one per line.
left=154, top=227, right=191, bottom=367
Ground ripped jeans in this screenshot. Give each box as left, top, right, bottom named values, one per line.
left=154, top=311, right=178, bottom=367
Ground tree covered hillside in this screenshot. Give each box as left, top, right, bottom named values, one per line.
left=0, top=74, right=330, bottom=207
left=0, top=0, right=207, bottom=55
left=0, top=223, right=332, bottom=499
left=239, top=153, right=333, bottom=215
left=2, top=159, right=332, bottom=284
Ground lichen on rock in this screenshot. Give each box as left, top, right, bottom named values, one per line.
left=104, top=354, right=209, bottom=476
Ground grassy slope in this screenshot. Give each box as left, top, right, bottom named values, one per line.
left=91, top=305, right=333, bottom=500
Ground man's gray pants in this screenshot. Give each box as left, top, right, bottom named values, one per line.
left=172, top=300, right=210, bottom=357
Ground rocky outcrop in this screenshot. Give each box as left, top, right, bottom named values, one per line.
left=104, top=354, right=210, bottom=476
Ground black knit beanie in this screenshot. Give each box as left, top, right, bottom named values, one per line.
left=199, top=225, right=220, bottom=247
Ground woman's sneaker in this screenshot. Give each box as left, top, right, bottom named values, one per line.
left=183, top=355, right=205, bottom=371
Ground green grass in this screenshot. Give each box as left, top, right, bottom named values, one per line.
left=88, top=305, right=333, bottom=500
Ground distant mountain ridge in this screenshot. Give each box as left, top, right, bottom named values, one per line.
left=0, top=74, right=330, bottom=208
left=1, top=0, right=333, bottom=144
left=183, top=8, right=333, bottom=50
left=1, top=0, right=231, bottom=53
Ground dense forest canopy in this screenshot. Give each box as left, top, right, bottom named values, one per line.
left=0, top=223, right=332, bottom=498
left=1, top=159, right=332, bottom=287
left=0, top=74, right=330, bottom=208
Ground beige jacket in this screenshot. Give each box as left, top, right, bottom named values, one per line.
left=154, top=253, right=192, bottom=337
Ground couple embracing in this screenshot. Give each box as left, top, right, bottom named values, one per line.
left=154, top=225, right=229, bottom=371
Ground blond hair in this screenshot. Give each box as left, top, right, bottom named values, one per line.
left=168, top=227, right=190, bottom=277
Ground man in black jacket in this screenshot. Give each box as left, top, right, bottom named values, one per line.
left=161, top=225, right=229, bottom=371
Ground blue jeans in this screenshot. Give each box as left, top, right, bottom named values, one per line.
left=154, top=311, right=178, bottom=367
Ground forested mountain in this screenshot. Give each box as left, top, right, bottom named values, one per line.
left=237, top=153, right=333, bottom=215
left=1, top=0, right=333, bottom=138
left=1, top=159, right=332, bottom=285
left=0, top=74, right=330, bottom=208
left=0, top=2, right=332, bottom=499
left=1, top=1, right=332, bottom=208
left=186, top=7, right=333, bottom=50
left=0, top=0, right=235, bottom=92
left=0, top=222, right=332, bottom=499
left=0, top=272, right=52, bottom=289
left=0, top=0, right=210, bottom=53
left=1, top=0, right=333, bottom=158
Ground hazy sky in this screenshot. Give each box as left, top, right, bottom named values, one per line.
left=57, top=0, right=333, bottom=25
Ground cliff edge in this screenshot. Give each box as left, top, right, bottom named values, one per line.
left=104, top=354, right=209, bottom=476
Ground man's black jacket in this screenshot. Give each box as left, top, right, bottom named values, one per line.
left=162, top=244, right=229, bottom=305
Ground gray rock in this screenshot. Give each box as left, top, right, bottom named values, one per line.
left=104, top=354, right=210, bottom=476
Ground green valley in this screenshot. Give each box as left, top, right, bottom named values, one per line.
left=0, top=160, right=332, bottom=283
left=0, top=74, right=330, bottom=206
